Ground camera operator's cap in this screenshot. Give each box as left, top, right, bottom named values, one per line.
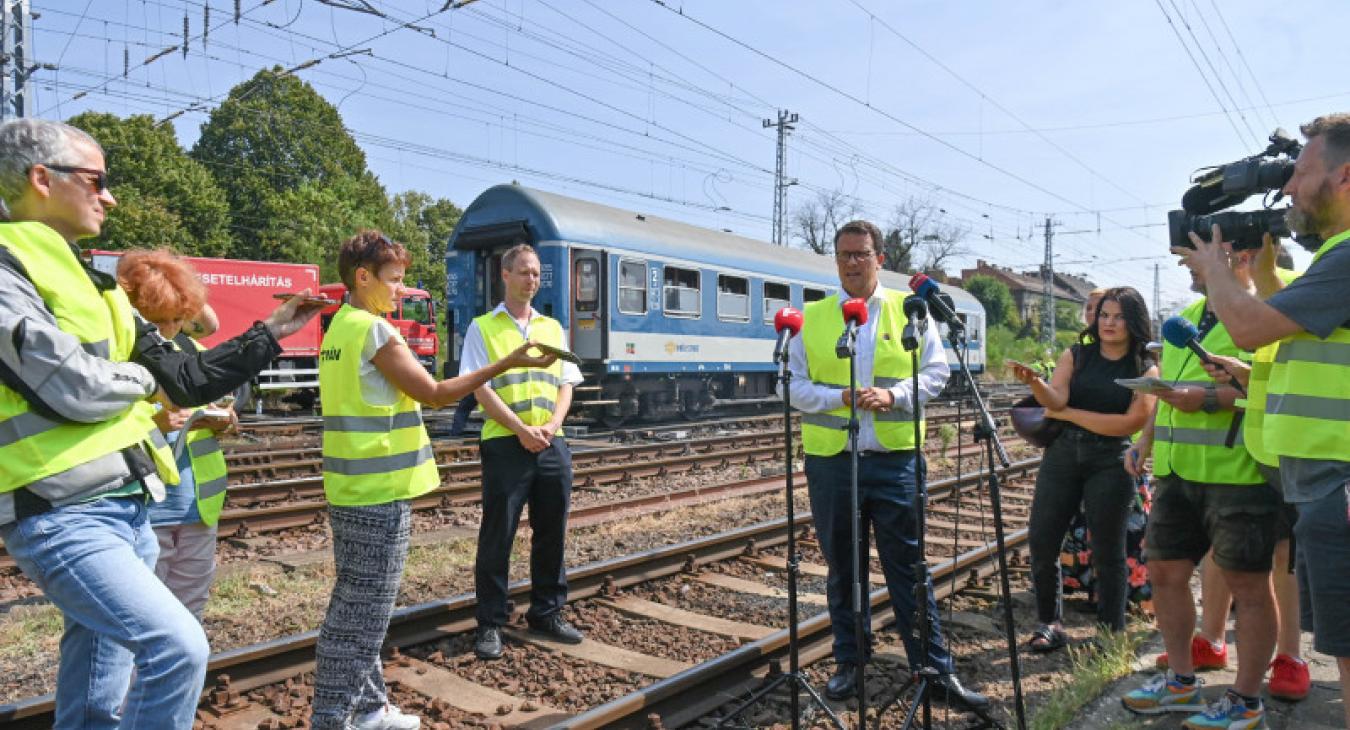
left=1010, top=395, right=1064, bottom=449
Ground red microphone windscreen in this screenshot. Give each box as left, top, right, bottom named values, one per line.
left=774, top=307, right=803, bottom=335
left=841, top=297, right=869, bottom=326
left=908, top=272, right=930, bottom=292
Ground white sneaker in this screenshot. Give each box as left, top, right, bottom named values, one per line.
left=347, top=704, right=421, bottom=730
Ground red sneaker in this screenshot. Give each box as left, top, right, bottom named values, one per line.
left=1268, top=654, right=1310, bottom=701
left=1155, top=635, right=1228, bottom=671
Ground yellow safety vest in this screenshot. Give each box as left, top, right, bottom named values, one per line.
left=319, top=305, right=438, bottom=506
left=0, top=222, right=176, bottom=491
left=1153, top=298, right=1262, bottom=484
left=181, top=338, right=229, bottom=526
left=1265, top=229, right=1350, bottom=462
left=1238, top=268, right=1301, bottom=467
left=800, top=291, right=920, bottom=456
left=475, top=310, right=565, bottom=442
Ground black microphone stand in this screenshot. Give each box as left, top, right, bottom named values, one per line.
left=951, top=321, right=1027, bottom=730
left=836, top=321, right=869, bottom=728
left=715, top=339, right=843, bottom=730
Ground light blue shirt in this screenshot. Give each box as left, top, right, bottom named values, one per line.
left=781, top=284, right=950, bottom=453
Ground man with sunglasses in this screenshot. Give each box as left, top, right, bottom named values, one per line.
left=0, top=118, right=324, bottom=728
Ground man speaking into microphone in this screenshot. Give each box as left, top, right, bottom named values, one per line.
left=780, top=220, right=988, bottom=710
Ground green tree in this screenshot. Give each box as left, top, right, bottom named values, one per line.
left=1055, top=299, right=1084, bottom=332
left=386, top=191, right=462, bottom=306
left=254, top=177, right=391, bottom=283
left=68, top=112, right=232, bottom=256
left=964, top=274, right=1015, bottom=328
left=191, top=67, right=389, bottom=258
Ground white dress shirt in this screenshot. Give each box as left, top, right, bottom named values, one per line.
left=780, top=285, right=950, bottom=453
left=458, top=302, right=584, bottom=386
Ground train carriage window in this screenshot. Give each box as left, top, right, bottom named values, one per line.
left=663, top=266, right=701, bottom=318
left=716, top=275, right=750, bottom=323
left=574, top=258, right=599, bottom=313
left=618, top=259, right=647, bottom=315
left=763, top=282, right=790, bottom=323
left=803, top=287, right=827, bottom=303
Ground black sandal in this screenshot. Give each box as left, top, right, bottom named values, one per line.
left=1028, top=624, right=1067, bottom=653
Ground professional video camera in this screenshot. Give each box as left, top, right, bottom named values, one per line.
left=1168, top=129, right=1302, bottom=250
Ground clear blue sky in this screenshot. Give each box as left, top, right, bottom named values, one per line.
left=26, top=0, right=1348, bottom=311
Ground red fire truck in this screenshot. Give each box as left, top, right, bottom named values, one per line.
left=87, top=250, right=324, bottom=410
left=317, top=283, right=440, bottom=375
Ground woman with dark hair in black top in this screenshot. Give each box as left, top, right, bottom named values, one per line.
left=1011, top=286, right=1159, bottom=651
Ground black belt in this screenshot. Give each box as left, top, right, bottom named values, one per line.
left=1059, top=425, right=1128, bottom=444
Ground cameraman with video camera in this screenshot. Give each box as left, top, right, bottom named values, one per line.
left=1176, top=113, right=1350, bottom=730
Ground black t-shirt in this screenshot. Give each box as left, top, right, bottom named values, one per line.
left=1066, top=343, right=1140, bottom=415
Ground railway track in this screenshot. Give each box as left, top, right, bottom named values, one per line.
left=0, top=457, right=1040, bottom=729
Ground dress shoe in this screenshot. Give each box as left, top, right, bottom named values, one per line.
left=527, top=615, right=584, bottom=644
left=474, top=626, right=503, bottom=660
left=825, top=663, right=859, bottom=701
left=929, top=673, right=989, bottom=710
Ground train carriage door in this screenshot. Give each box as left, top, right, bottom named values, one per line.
left=571, top=249, right=604, bottom=360
left=484, top=251, right=506, bottom=310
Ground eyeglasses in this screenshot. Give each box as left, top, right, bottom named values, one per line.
left=834, top=249, right=877, bottom=263
left=42, top=164, right=109, bottom=194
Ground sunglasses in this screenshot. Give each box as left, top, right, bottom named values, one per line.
left=42, top=164, right=109, bottom=194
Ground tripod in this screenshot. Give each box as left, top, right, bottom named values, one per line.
left=872, top=302, right=1001, bottom=730
left=951, top=323, right=1028, bottom=730
left=714, top=339, right=842, bottom=730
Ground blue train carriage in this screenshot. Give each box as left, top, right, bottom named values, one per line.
left=445, top=184, right=985, bottom=425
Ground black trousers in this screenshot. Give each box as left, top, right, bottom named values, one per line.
left=474, top=435, right=573, bottom=627
left=1027, top=431, right=1135, bottom=631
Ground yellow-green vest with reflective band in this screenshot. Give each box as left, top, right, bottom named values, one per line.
left=1239, top=268, right=1301, bottom=467
left=475, top=309, right=566, bottom=442
left=182, top=338, right=228, bottom=525
left=800, top=291, right=920, bottom=456
left=0, top=222, right=175, bottom=491
left=1153, top=298, right=1262, bottom=484
left=319, top=305, right=438, bottom=506
left=1265, top=230, right=1350, bottom=462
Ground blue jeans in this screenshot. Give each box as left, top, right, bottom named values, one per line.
left=805, top=451, right=955, bottom=673
left=0, top=495, right=209, bottom=729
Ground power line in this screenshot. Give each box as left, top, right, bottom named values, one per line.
left=1151, top=0, right=1256, bottom=149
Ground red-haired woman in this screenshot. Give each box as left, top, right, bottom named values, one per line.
left=117, top=249, right=234, bottom=619
left=309, top=231, right=555, bottom=730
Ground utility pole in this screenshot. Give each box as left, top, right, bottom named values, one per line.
left=763, top=110, right=798, bottom=246
left=1042, top=216, right=1055, bottom=343
left=1152, top=262, right=1163, bottom=337
left=1, top=0, right=34, bottom=121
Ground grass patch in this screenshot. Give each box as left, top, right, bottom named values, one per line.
left=1029, top=624, right=1149, bottom=730
left=0, top=605, right=63, bottom=664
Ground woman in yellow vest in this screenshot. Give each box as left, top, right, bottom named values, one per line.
left=117, top=249, right=235, bottom=620
left=1010, top=286, right=1158, bottom=651
left=311, top=231, right=554, bottom=730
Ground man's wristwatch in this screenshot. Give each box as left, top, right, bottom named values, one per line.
left=1200, top=383, right=1220, bottom=413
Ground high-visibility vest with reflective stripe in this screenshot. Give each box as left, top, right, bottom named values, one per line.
left=1153, top=298, right=1262, bottom=484
left=180, top=338, right=229, bottom=526
left=319, top=305, right=438, bottom=506
left=475, top=310, right=566, bottom=442
left=800, top=291, right=920, bottom=456
left=1265, top=230, right=1350, bottom=462
left=1238, top=268, right=1301, bottom=467
left=0, top=222, right=176, bottom=491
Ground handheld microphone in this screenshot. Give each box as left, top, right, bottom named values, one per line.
left=836, top=297, right=869, bottom=358
left=772, top=307, right=803, bottom=363
left=902, top=295, right=928, bottom=351
left=1161, top=316, right=1247, bottom=396
left=908, top=273, right=963, bottom=331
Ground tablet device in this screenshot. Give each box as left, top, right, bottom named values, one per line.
left=530, top=342, right=583, bottom=365
left=272, top=292, right=338, bottom=306
left=1114, top=377, right=1176, bottom=394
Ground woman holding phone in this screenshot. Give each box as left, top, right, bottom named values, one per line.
left=310, top=230, right=556, bottom=730
left=1010, top=286, right=1158, bottom=651
left=116, top=249, right=236, bottom=619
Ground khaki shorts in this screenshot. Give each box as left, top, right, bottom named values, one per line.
left=1145, top=475, right=1282, bottom=572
